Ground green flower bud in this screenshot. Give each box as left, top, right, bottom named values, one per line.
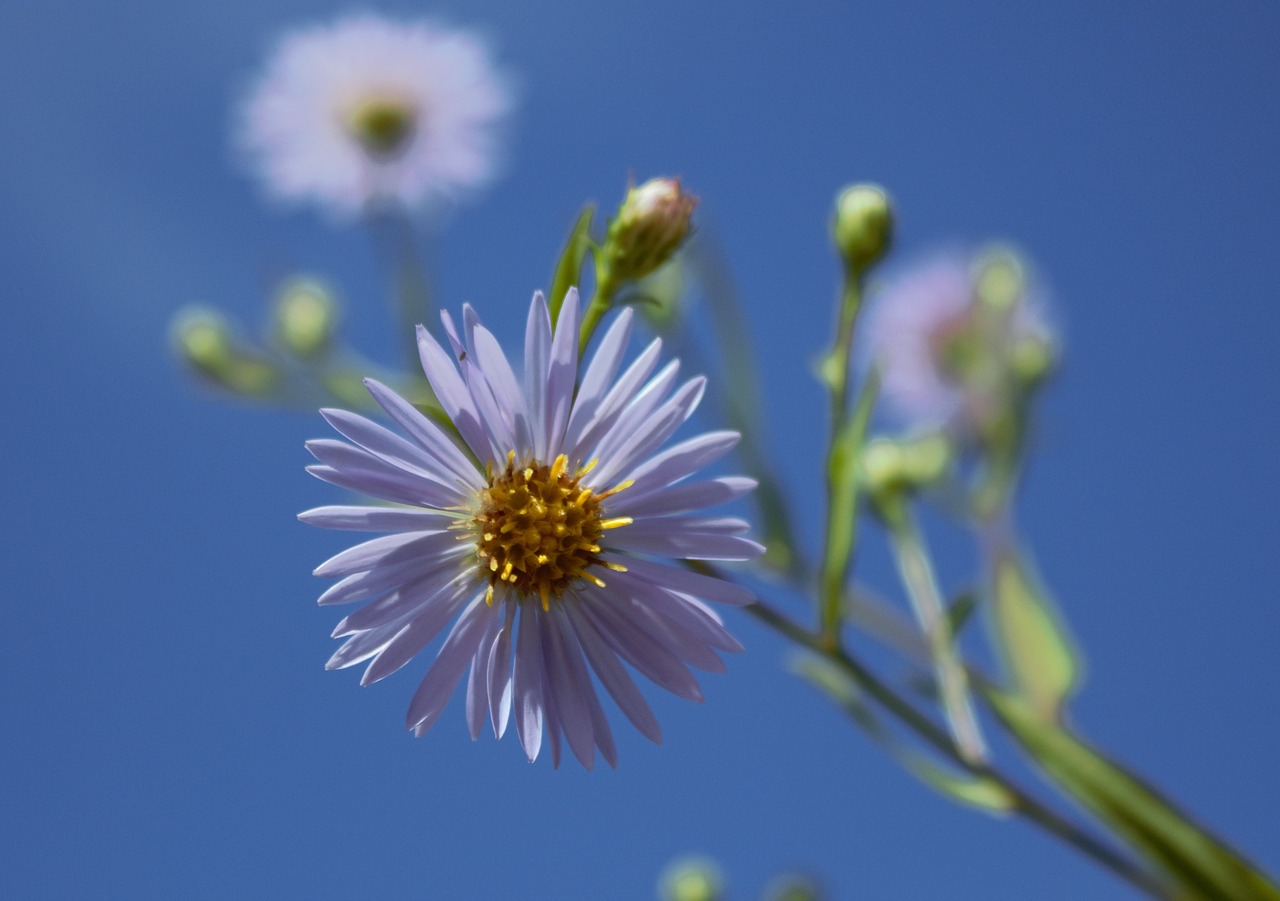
left=602, top=177, right=697, bottom=286
left=974, top=246, right=1025, bottom=313
left=900, top=433, right=951, bottom=485
left=861, top=434, right=951, bottom=503
left=861, top=438, right=907, bottom=498
left=171, top=307, right=279, bottom=398
left=274, top=277, right=339, bottom=359
left=658, top=857, right=723, bottom=901
left=765, top=874, right=825, bottom=901
left=1011, top=333, right=1055, bottom=386
left=172, top=307, right=233, bottom=373
left=832, top=183, right=893, bottom=273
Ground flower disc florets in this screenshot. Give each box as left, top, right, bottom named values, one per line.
left=347, top=97, right=417, bottom=158
left=471, top=452, right=632, bottom=608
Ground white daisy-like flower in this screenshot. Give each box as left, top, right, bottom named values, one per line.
left=300, top=290, right=762, bottom=768
left=239, top=14, right=511, bottom=218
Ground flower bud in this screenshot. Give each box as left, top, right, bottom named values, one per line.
left=974, top=246, right=1025, bottom=313
left=1011, top=334, right=1055, bottom=386
left=172, top=307, right=279, bottom=397
left=861, top=434, right=951, bottom=503
left=658, top=857, right=723, bottom=901
left=274, top=277, right=339, bottom=359
left=832, top=184, right=893, bottom=273
left=601, top=177, right=697, bottom=285
left=173, top=307, right=233, bottom=373
left=765, top=874, right=824, bottom=901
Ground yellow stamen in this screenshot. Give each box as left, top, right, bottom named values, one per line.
left=550, top=454, right=568, bottom=479
left=469, top=452, right=633, bottom=608
left=597, top=479, right=634, bottom=499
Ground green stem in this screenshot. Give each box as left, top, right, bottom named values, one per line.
left=741, top=599, right=1172, bottom=900
left=578, top=261, right=620, bottom=355
left=368, top=204, right=434, bottom=371
left=817, top=273, right=864, bottom=643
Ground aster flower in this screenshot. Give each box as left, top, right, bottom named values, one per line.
left=239, top=14, right=511, bottom=218
left=862, top=252, right=1055, bottom=433
left=300, top=289, right=762, bottom=767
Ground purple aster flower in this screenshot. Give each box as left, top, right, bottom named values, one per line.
left=300, top=290, right=762, bottom=768
left=862, top=252, right=1055, bottom=433
left=238, top=14, right=511, bottom=219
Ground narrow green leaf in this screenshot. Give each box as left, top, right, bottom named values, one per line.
left=688, top=237, right=804, bottom=577
left=987, top=688, right=1280, bottom=901
left=946, top=590, right=979, bottom=640
left=991, top=550, right=1079, bottom=720
left=904, top=758, right=1016, bottom=813
left=548, top=204, right=595, bottom=325
left=793, top=655, right=1014, bottom=815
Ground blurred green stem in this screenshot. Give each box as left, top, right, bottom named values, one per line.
left=370, top=203, right=435, bottom=371
left=817, top=272, right=864, bottom=644
left=741, top=597, right=1172, bottom=900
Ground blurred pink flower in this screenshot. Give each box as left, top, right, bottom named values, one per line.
left=239, top=14, right=511, bottom=219
left=863, top=253, right=1054, bottom=432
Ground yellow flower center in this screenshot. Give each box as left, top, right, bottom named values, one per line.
left=347, top=98, right=417, bottom=157
left=471, top=453, right=632, bottom=610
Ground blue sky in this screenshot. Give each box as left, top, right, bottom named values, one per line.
left=3, top=2, right=1278, bottom=898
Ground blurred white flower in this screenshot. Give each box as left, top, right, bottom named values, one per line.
left=863, top=251, right=1054, bottom=433
left=239, top=14, right=511, bottom=219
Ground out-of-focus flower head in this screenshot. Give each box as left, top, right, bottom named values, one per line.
left=239, top=14, right=511, bottom=219
left=300, top=290, right=762, bottom=768
left=863, top=249, right=1056, bottom=435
